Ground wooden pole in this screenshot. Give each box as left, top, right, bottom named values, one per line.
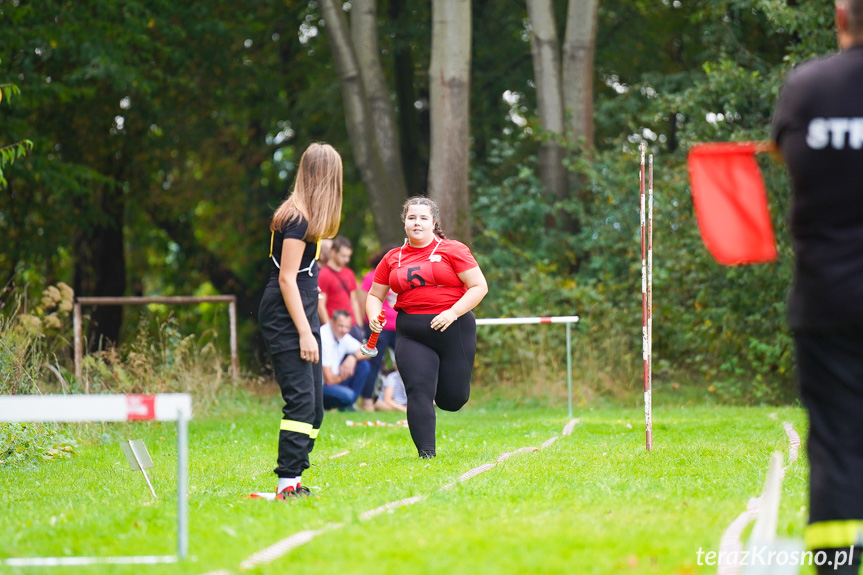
left=73, top=301, right=83, bottom=390
left=228, top=298, right=239, bottom=380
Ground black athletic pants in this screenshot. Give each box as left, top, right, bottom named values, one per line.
left=259, top=286, right=324, bottom=478
left=395, top=311, right=476, bottom=454
left=795, top=328, right=863, bottom=572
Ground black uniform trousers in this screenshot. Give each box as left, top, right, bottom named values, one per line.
left=259, top=286, right=324, bottom=478
left=395, top=311, right=476, bottom=454
left=795, top=328, right=863, bottom=564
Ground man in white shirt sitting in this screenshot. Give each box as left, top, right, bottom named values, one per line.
left=321, top=310, right=373, bottom=411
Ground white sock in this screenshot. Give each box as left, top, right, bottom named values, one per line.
left=277, top=476, right=300, bottom=491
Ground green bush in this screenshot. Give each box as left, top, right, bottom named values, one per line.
left=0, top=282, right=74, bottom=395
left=0, top=422, right=77, bottom=467
left=471, top=138, right=796, bottom=405
left=80, top=314, right=228, bottom=403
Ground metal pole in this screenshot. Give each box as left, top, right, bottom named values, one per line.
left=128, top=440, right=157, bottom=499
left=176, top=408, right=188, bottom=560
left=640, top=143, right=651, bottom=452
left=73, top=301, right=83, bottom=389
left=228, top=298, right=239, bottom=380
left=566, top=322, right=573, bottom=419
left=647, top=154, right=654, bottom=452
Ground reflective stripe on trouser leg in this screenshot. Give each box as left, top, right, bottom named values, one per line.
left=805, top=520, right=863, bottom=550
left=279, top=420, right=319, bottom=438
left=262, top=287, right=323, bottom=478
left=270, top=344, right=321, bottom=478
left=280, top=419, right=313, bottom=436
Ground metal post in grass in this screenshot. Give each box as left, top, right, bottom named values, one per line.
left=120, top=439, right=157, bottom=498
left=177, top=406, right=189, bottom=560
left=648, top=152, right=654, bottom=450
left=566, top=321, right=573, bottom=418
left=640, top=143, right=654, bottom=452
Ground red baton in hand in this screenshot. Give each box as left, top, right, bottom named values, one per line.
left=361, top=311, right=387, bottom=357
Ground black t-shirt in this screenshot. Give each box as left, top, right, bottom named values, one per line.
left=772, top=45, right=863, bottom=329
left=266, top=215, right=319, bottom=290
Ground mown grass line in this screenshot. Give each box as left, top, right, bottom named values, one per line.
left=0, top=398, right=809, bottom=575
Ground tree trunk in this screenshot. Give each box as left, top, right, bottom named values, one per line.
left=525, top=0, right=567, bottom=201
left=74, top=188, right=126, bottom=351
left=319, top=0, right=406, bottom=245
left=428, top=0, right=472, bottom=244
left=562, top=0, right=599, bottom=150
left=352, top=0, right=409, bottom=202
left=389, top=0, right=425, bottom=197
left=526, top=0, right=598, bottom=240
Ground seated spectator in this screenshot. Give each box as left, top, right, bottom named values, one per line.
left=358, top=244, right=400, bottom=406
left=374, top=368, right=407, bottom=413
left=321, top=309, right=373, bottom=411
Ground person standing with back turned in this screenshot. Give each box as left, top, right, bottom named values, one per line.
left=772, top=2, right=863, bottom=571
left=258, top=143, right=342, bottom=500
left=365, top=196, right=488, bottom=458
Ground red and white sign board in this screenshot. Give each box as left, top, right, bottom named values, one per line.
left=0, top=393, right=192, bottom=423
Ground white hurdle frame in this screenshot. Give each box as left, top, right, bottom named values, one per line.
left=475, top=315, right=580, bottom=417
left=0, top=393, right=192, bottom=567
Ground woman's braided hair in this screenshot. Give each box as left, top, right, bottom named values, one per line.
left=401, top=196, right=446, bottom=239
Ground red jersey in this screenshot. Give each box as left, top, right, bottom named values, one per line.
left=319, top=265, right=358, bottom=323
left=372, top=238, right=478, bottom=314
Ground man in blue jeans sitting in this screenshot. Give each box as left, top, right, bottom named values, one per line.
left=321, top=310, right=373, bottom=411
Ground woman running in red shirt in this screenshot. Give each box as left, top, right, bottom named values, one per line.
left=365, top=196, right=488, bottom=458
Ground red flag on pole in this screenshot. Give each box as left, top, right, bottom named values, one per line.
left=687, top=142, right=777, bottom=265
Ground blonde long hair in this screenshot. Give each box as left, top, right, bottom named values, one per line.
left=270, top=143, right=342, bottom=241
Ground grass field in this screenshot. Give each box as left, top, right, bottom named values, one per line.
left=0, top=393, right=810, bottom=575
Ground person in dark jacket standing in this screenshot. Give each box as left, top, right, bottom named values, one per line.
left=258, top=143, right=342, bottom=500
left=772, top=2, right=863, bottom=571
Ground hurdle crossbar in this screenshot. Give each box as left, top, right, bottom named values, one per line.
left=0, top=393, right=192, bottom=567
left=475, top=315, right=579, bottom=417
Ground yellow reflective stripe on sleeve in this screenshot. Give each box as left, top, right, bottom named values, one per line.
left=805, top=520, right=863, bottom=550
left=269, top=230, right=275, bottom=259
left=280, top=419, right=313, bottom=436
left=314, top=239, right=321, bottom=261
left=310, top=428, right=319, bottom=439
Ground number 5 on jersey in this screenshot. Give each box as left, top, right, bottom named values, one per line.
left=406, top=266, right=426, bottom=288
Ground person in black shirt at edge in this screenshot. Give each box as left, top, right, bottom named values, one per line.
left=258, top=143, right=342, bottom=500
left=772, top=1, right=863, bottom=571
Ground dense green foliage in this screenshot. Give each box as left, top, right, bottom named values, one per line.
left=0, top=422, right=76, bottom=467
left=0, top=0, right=839, bottom=401
left=0, top=75, right=33, bottom=188
left=471, top=0, right=836, bottom=402
left=0, top=396, right=807, bottom=573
